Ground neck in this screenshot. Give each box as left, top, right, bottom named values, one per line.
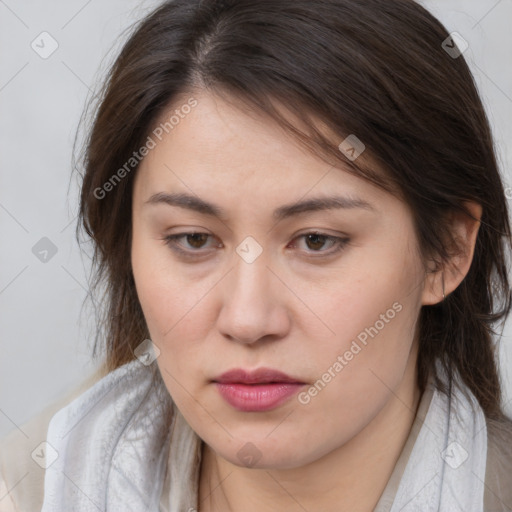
left=198, top=355, right=422, bottom=512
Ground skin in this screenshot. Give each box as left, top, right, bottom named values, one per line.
left=131, top=89, right=481, bottom=512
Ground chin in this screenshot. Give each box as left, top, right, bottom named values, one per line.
left=210, top=434, right=323, bottom=471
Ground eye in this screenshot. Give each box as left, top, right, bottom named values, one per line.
left=162, top=232, right=220, bottom=255
left=289, top=232, right=349, bottom=256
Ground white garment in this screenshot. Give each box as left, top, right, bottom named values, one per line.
left=40, top=358, right=487, bottom=512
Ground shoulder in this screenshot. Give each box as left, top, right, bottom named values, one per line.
left=484, top=412, right=512, bottom=511
left=0, top=367, right=107, bottom=512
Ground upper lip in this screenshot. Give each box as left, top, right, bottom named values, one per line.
left=213, top=368, right=305, bottom=384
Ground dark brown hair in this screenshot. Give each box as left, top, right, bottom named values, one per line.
left=75, top=0, right=511, bottom=419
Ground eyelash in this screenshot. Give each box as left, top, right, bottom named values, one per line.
left=161, top=231, right=350, bottom=259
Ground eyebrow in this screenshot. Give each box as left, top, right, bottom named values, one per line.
left=144, top=191, right=376, bottom=221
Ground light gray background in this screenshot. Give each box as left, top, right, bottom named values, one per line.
left=1, top=0, right=511, bottom=439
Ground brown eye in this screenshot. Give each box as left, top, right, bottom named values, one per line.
left=184, top=233, right=209, bottom=249
left=291, top=232, right=350, bottom=256
left=304, top=233, right=331, bottom=251
left=162, top=232, right=220, bottom=257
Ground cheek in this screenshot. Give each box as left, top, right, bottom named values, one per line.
left=315, top=258, right=418, bottom=357
left=132, top=259, right=215, bottom=410
left=131, top=234, right=213, bottom=357
left=292, top=297, right=420, bottom=453
left=134, top=270, right=214, bottom=350
left=302, top=244, right=422, bottom=403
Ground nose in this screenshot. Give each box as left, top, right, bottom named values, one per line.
left=216, top=250, right=291, bottom=345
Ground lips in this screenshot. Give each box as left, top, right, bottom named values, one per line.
left=214, top=368, right=304, bottom=385
left=213, top=368, right=306, bottom=412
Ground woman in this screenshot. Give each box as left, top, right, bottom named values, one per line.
left=1, top=0, right=511, bottom=510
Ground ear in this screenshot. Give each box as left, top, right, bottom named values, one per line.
left=422, top=201, right=482, bottom=306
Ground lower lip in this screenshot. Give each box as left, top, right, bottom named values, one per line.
left=214, top=382, right=304, bottom=412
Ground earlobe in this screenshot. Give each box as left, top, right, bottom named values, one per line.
left=421, top=201, right=482, bottom=306
left=422, top=268, right=445, bottom=306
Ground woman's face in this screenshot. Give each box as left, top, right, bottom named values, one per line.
left=131, top=90, right=428, bottom=469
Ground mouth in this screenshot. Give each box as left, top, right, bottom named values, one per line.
left=212, top=368, right=306, bottom=412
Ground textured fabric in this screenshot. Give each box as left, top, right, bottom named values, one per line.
left=39, top=362, right=173, bottom=512
left=372, top=380, right=435, bottom=512
left=0, top=368, right=106, bottom=512
left=1, top=358, right=512, bottom=511
left=483, top=415, right=512, bottom=511
left=390, top=366, right=488, bottom=511
left=159, top=406, right=202, bottom=512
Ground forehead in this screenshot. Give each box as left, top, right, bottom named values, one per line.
left=134, top=90, right=393, bottom=210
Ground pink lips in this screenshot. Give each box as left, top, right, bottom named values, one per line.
left=213, top=368, right=305, bottom=412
